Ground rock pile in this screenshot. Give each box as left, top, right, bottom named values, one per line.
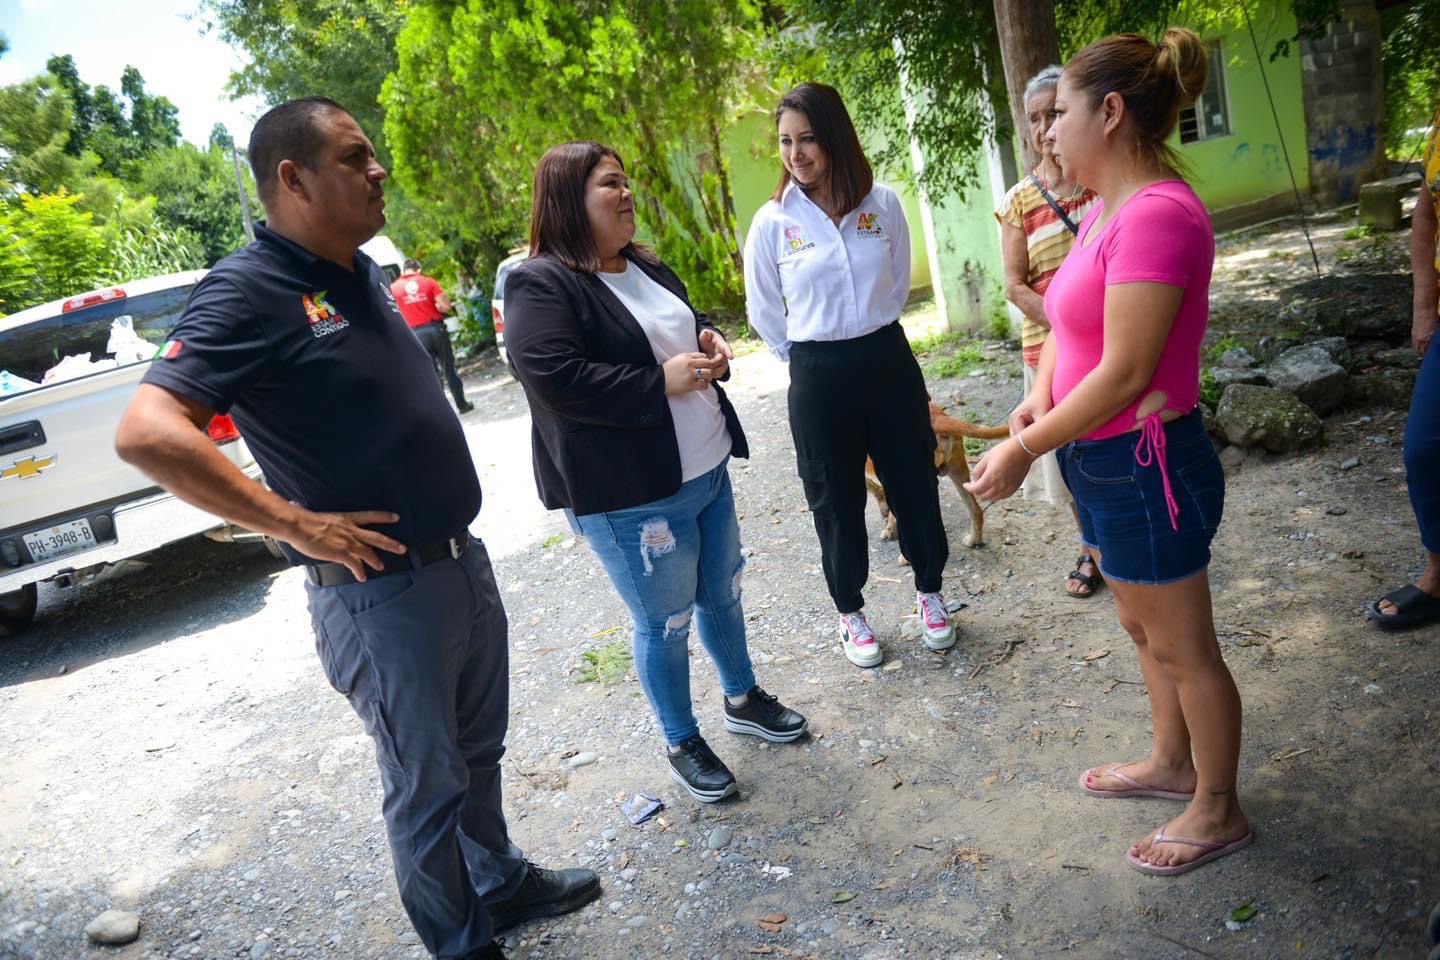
left=1204, top=318, right=1417, bottom=452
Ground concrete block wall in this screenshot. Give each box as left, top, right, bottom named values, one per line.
left=1300, top=0, right=1387, bottom=206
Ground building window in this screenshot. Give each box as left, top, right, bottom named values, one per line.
left=1179, top=40, right=1230, bottom=143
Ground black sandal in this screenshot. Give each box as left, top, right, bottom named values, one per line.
left=1066, top=554, right=1103, bottom=599
left=1367, top=584, right=1440, bottom=631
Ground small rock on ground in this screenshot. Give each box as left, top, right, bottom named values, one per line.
left=85, top=910, right=140, bottom=945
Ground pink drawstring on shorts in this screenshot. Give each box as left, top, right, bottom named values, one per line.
left=1134, top=413, right=1180, bottom=532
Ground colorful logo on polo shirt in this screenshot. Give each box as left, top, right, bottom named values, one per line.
left=301, top=290, right=350, bottom=338
left=783, top=224, right=815, bottom=255
left=158, top=339, right=183, bottom=359
left=856, top=211, right=883, bottom=237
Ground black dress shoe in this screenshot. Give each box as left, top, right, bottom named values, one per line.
left=457, top=401, right=475, bottom=414
left=488, top=861, right=601, bottom=934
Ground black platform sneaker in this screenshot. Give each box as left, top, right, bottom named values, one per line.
left=667, top=734, right=737, bottom=802
left=722, top=685, right=808, bottom=742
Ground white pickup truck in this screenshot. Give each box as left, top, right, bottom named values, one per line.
left=0, top=271, right=270, bottom=636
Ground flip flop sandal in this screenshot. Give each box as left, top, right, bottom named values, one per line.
left=1126, top=827, right=1254, bottom=877
left=1078, top=763, right=1195, bottom=801
left=1065, top=554, right=1103, bottom=599
left=1366, top=585, right=1440, bottom=631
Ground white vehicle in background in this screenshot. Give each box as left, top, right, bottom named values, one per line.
left=492, top=249, right=527, bottom=376
left=0, top=272, right=271, bottom=637
left=360, top=234, right=405, bottom=283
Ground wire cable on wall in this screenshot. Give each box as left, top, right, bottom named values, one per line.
left=1240, top=0, right=1323, bottom=277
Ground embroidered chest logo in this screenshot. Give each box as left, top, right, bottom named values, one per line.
left=302, top=290, right=350, bottom=338
left=855, top=212, right=883, bottom=237
left=380, top=282, right=405, bottom=319
left=783, top=224, right=815, bottom=255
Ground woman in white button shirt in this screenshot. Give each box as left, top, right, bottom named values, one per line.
left=505, top=141, right=808, bottom=804
left=743, top=83, right=957, bottom=669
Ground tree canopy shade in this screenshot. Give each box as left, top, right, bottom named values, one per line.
left=382, top=0, right=769, bottom=318
left=1380, top=0, right=1440, bottom=153
left=770, top=0, right=1011, bottom=203
left=199, top=0, right=406, bottom=162
left=779, top=0, right=1353, bottom=205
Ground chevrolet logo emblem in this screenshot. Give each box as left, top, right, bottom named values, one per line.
left=1, top=454, right=56, bottom=480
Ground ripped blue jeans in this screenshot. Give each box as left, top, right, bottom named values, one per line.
left=571, top=459, right=756, bottom=745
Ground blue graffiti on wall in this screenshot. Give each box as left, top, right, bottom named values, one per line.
left=1262, top=144, right=1282, bottom=177
left=1310, top=123, right=1377, bottom=165
left=1310, top=123, right=1378, bottom=202
left=1225, top=142, right=1287, bottom=181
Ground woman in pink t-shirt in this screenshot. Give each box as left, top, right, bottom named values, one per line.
left=967, top=28, right=1251, bottom=877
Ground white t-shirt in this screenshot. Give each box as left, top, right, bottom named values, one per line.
left=742, top=181, right=911, bottom=361
left=597, top=264, right=732, bottom=483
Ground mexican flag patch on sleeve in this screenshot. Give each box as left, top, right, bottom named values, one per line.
left=159, top=340, right=183, bottom=359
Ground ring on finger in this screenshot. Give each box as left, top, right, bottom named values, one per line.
left=693, top=367, right=705, bottom=381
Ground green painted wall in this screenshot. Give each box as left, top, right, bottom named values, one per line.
left=1174, top=3, right=1312, bottom=211
left=920, top=157, right=1008, bottom=334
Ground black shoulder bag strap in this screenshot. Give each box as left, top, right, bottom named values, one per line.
left=1029, top=172, right=1079, bottom=236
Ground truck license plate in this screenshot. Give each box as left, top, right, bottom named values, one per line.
left=23, top=518, right=96, bottom=562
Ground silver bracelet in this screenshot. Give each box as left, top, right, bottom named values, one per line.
left=1015, top=432, right=1041, bottom=458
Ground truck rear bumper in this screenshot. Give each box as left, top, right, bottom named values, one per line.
left=0, top=464, right=265, bottom=594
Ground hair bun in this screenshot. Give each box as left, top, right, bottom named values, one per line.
left=1155, top=27, right=1208, bottom=109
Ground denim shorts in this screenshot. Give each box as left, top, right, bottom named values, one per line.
left=1057, top=409, right=1224, bottom=585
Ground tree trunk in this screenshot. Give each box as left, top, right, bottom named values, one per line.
left=991, top=0, right=1061, bottom=173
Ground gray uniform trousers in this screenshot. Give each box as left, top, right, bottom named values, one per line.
left=305, top=537, right=526, bottom=959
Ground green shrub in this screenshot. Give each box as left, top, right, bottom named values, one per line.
left=924, top=343, right=986, bottom=378
left=1199, top=367, right=1223, bottom=409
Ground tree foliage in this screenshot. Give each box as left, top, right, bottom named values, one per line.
left=383, top=0, right=767, bottom=320
left=1380, top=0, right=1440, bottom=154
left=0, top=73, right=85, bottom=196
left=45, top=55, right=181, bottom=177
left=779, top=0, right=1356, bottom=205
left=136, top=143, right=252, bottom=265
left=0, top=56, right=247, bottom=315
left=0, top=190, right=108, bottom=313
left=198, top=0, right=407, bottom=161
left=770, top=1, right=1010, bottom=203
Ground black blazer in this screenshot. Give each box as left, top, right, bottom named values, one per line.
left=504, top=250, right=749, bottom=516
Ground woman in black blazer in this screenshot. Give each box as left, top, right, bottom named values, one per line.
left=504, top=141, right=807, bottom=803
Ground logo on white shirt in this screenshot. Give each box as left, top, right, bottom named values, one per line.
left=856, top=211, right=884, bottom=237
left=783, top=224, right=815, bottom=255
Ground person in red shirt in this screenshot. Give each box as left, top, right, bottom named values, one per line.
left=391, top=259, right=473, bottom=413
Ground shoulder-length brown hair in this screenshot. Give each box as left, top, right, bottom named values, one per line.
left=528, top=140, right=655, bottom=273
left=771, top=83, right=873, bottom=216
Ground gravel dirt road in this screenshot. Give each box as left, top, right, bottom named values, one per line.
left=2, top=217, right=1437, bottom=960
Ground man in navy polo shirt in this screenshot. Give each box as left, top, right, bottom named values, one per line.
left=115, top=97, right=598, bottom=960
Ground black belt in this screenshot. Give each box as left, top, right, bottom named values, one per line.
left=305, top=533, right=468, bottom=587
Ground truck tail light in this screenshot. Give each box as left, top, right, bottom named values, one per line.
left=206, top=414, right=241, bottom=445
left=492, top=305, right=504, bottom=334
left=62, top=288, right=127, bottom=312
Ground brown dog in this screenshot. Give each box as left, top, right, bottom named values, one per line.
left=864, top=401, right=1009, bottom=548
